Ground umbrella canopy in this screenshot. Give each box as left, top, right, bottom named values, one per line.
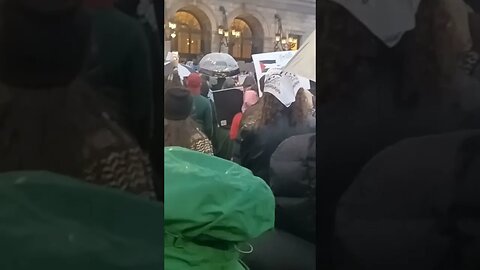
left=164, top=62, right=191, bottom=78
left=199, top=53, right=240, bottom=78
left=283, top=30, right=316, bottom=82
left=181, top=64, right=195, bottom=74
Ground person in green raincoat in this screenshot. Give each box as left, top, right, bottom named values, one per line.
left=0, top=171, right=163, bottom=270
left=164, top=147, right=275, bottom=270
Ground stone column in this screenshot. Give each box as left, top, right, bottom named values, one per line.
left=164, top=40, right=171, bottom=59
left=263, top=37, right=275, bottom=53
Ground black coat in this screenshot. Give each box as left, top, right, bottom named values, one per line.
left=270, top=133, right=316, bottom=243
left=334, top=130, right=480, bottom=270
left=315, top=80, right=476, bottom=267
left=243, top=229, right=316, bottom=270
left=235, top=112, right=314, bottom=183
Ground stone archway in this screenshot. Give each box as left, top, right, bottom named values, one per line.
left=227, top=8, right=270, bottom=54
left=166, top=1, right=217, bottom=57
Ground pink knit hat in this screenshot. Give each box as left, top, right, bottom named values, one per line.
left=242, top=89, right=259, bottom=113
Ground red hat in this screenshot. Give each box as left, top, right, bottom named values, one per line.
left=186, top=73, right=202, bottom=96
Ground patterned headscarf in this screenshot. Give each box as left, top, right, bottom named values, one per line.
left=263, top=69, right=302, bottom=107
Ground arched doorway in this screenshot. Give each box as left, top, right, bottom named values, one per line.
left=228, top=14, right=265, bottom=61
left=171, top=11, right=202, bottom=60
left=229, top=18, right=253, bottom=61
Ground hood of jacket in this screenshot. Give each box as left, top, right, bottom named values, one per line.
left=0, top=171, right=163, bottom=269
left=164, top=147, right=275, bottom=270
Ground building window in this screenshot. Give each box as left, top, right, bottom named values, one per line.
left=289, top=34, right=301, bottom=51
left=230, top=18, right=252, bottom=60
left=172, top=11, right=202, bottom=58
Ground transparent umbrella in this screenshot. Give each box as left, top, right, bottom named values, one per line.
left=164, top=62, right=192, bottom=79
left=198, top=53, right=240, bottom=78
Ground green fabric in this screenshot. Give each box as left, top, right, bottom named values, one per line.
left=164, top=147, right=275, bottom=270
left=191, top=95, right=214, bottom=139
left=0, top=171, right=162, bottom=270
left=88, top=8, right=152, bottom=123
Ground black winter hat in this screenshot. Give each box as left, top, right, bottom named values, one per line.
left=165, top=87, right=193, bottom=121
left=0, top=0, right=91, bottom=88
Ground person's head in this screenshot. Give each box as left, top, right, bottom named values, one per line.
left=200, top=74, right=210, bottom=83
left=200, top=80, right=210, bottom=98
left=242, top=89, right=259, bottom=113
left=246, top=70, right=309, bottom=128
left=0, top=0, right=91, bottom=89
left=222, top=77, right=236, bottom=89
left=164, top=87, right=201, bottom=148
left=317, top=0, right=461, bottom=107
left=242, top=75, right=256, bottom=90
left=113, top=0, right=139, bottom=16
left=165, top=71, right=183, bottom=90
left=186, top=73, right=202, bottom=95
left=248, top=90, right=309, bottom=129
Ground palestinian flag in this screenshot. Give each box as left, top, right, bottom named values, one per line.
left=259, top=60, right=276, bottom=73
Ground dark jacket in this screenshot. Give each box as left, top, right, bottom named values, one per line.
left=334, top=130, right=480, bottom=270
left=191, top=95, right=214, bottom=139
left=235, top=111, right=314, bottom=183
left=243, top=229, right=316, bottom=270
left=314, top=75, right=478, bottom=267
left=0, top=81, right=155, bottom=199
left=270, top=133, right=316, bottom=243
left=86, top=7, right=153, bottom=149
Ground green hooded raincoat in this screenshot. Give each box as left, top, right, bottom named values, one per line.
left=164, top=147, right=275, bottom=270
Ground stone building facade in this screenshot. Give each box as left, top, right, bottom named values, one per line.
left=164, top=0, right=316, bottom=61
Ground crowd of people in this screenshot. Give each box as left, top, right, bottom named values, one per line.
left=1, top=0, right=480, bottom=269
left=163, top=0, right=480, bottom=269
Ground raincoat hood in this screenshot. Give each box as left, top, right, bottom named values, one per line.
left=164, top=147, right=275, bottom=270
left=0, top=171, right=163, bottom=270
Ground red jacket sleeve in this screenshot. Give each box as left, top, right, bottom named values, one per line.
left=230, top=113, right=243, bottom=140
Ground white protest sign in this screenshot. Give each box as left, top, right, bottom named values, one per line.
left=252, top=51, right=311, bottom=96
left=165, top=51, right=179, bottom=64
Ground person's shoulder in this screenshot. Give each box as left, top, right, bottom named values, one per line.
left=273, top=133, right=315, bottom=161
left=82, top=113, right=136, bottom=158
left=190, top=130, right=214, bottom=155
left=195, top=94, right=210, bottom=102
left=101, top=9, right=146, bottom=37
left=194, top=95, right=212, bottom=107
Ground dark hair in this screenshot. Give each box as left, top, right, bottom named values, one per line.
left=201, top=74, right=210, bottom=82
left=259, top=75, right=266, bottom=93
left=164, top=117, right=207, bottom=149
left=317, top=0, right=457, bottom=108
left=222, top=78, right=236, bottom=89
left=115, top=0, right=140, bottom=18
left=0, top=0, right=91, bottom=88
left=164, top=72, right=183, bottom=90
left=0, top=81, right=106, bottom=177
left=200, top=80, right=210, bottom=98
left=245, top=89, right=310, bottom=130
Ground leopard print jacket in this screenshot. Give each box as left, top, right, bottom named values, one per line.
left=83, top=114, right=156, bottom=199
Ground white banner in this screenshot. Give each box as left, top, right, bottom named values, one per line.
left=252, top=51, right=311, bottom=96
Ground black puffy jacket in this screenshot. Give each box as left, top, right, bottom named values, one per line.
left=234, top=112, right=314, bottom=183
left=335, top=130, right=480, bottom=270
left=270, top=133, right=316, bottom=243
